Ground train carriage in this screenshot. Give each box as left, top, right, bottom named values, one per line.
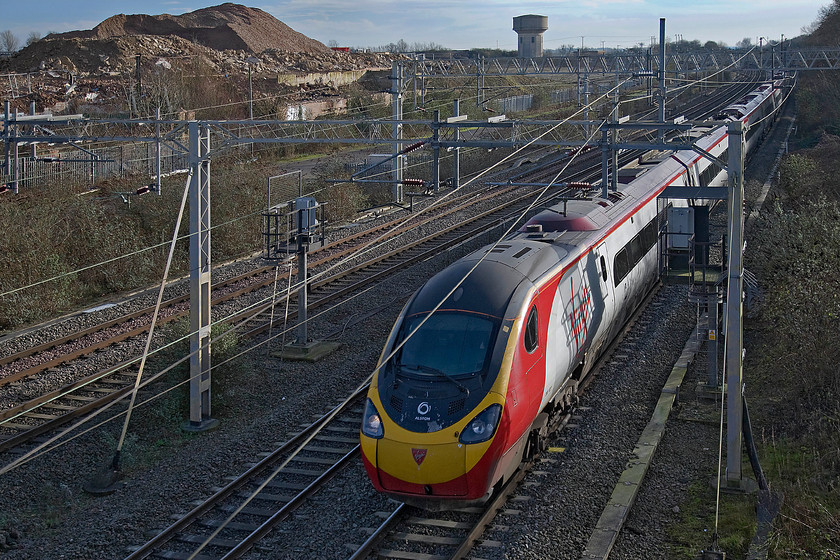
left=360, top=80, right=782, bottom=507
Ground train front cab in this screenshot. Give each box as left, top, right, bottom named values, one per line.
left=360, top=259, right=540, bottom=506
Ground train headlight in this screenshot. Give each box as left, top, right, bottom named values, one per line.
left=361, top=399, right=384, bottom=439
left=459, top=404, right=502, bottom=444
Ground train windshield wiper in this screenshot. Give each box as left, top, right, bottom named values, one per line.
left=400, top=364, right=470, bottom=395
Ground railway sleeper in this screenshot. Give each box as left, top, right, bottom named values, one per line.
left=175, top=533, right=241, bottom=548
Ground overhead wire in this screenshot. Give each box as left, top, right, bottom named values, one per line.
left=9, top=54, right=773, bottom=490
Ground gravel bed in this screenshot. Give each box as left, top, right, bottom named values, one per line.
left=472, top=104, right=795, bottom=560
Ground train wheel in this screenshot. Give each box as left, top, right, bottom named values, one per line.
left=525, top=413, right=549, bottom=460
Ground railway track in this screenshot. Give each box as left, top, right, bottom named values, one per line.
left=0, top=76, right=754, bottom=385
left=0, top=184, right=520, bottom=383
left=124, top=387, right=368, bottom=560
left=345, top=284, right=661, bottom=560
left=120, top=284, right=662, bottom=560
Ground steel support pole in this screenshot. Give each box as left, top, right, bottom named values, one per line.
left=188, top=121, right=214, bottom=429
left=432, top=110, right=440, bottom=194
left=601, top=128, right=609, bottom=199
left=391, top=61, right=403, bottom=203
left=296, top=238, right=308, bottom=345
left=658, top=18, right=667, bottom=143
left=611, top=105, right=619, bottom=192
left=155, top=107, right=161, bottom=194
left=30, top=102, right=36, bottom=161
left=3, top=101, right=9, bottom=177
left=725, top=120, right=745, bottom=485
left=708, top=294, right=719, bottom=387
left=476, top=56, right=482, bottom=108
left=12, top=114, right=18, bottom=193
left=452, top=99, right=460, bottom=189
left=583, top=72, right=590, bottom=138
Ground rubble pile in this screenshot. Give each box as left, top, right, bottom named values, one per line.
left=0, top=3, right=399, bottom=114
left=54, top=2, right=331, bottom=58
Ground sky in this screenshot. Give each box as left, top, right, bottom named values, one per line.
left=1, top=0, right=826, bottom=51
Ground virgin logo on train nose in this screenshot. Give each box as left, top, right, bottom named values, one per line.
left=412, top=448, right=427, bottom=465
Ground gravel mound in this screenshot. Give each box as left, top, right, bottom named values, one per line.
left=55, top=3, right=330, bottom=56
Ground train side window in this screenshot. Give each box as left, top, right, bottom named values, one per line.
left=614, top=248, right=629, bottom=286
left=599, top=255, right=608, bottom=282
left=524, top=306, right=539, bottom=353
left=642, top=221, right=657, bottom=250
left=627, top=234, right=643, bottom=266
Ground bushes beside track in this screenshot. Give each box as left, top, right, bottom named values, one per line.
left=746, top=132, right=840, bottom=558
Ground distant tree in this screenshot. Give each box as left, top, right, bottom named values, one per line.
left=818, top=0, right=840, bottom=22
left=704, top=40, right=719, bottom=50
left=25, top=31, right=41, bottom=46
left=328, top=39, right=339, bottom=48
left=736, top=37, right=753, bottom=49
left=395, top=39, right=408, bottom=53
left=0, top=30, right=20, bottom=52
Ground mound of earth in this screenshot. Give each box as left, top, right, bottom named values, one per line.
left=0, top=2, right=400, bottom=115
left=56, top=3, right=330, bottom=55
left=2, top=2, right=351, bottom=75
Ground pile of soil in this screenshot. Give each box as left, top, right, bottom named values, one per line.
left=1, top=2, right=394, bottom=76
left=56, top=2, right=331, bottom=56
left=0, top=3, right=399, bottom=114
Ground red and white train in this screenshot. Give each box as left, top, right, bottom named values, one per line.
left=360, top=80, right=783, bottom=507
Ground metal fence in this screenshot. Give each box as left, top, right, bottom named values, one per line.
left=492, top=94, right=533, bottom=114
left=2, top=140, right=190, bottom=189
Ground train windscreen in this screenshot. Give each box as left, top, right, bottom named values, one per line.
left=396, top=312, right=496, bottom=378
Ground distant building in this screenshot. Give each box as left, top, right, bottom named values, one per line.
left=513, top=14, right=548, bottom=58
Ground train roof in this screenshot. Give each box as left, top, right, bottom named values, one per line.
left=405, top=241, right=568, bottom=319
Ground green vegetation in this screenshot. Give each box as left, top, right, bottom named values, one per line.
left=747, top=134, right=840, bottom=559
left=661, top=6, right=840, bottom=557
left=796, top=0, right=840, bottom=145
left=667, top=482, right=756, bottom=558
left=741, top=6, right=840, bottom=551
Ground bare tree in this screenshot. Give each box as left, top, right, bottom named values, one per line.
left=0, top=30, right=20, bottom=52
left=26, top=31, right=41, bottom=46
left=736, top=37, right=753, bottom=49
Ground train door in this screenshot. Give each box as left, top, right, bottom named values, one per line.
left=585, top=243, right=614, bottom=370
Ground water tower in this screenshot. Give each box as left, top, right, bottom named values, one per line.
left=513, top=14, right=548, bottom=57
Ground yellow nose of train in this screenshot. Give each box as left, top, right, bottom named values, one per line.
left=360, top=391, right=506, bottom=502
